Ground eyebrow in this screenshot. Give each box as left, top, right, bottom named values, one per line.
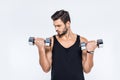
left=53, top=24, right=61, bottom=27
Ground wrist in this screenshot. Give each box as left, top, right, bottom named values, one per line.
left=38, top=46, right=45, bottom=51
left=87, top=50, right=94, bottom=54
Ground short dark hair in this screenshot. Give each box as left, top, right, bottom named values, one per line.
left=51, top=10, right=71, bottom=24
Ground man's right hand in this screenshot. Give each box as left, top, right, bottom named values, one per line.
left=34, top=38, right=45, bottom=48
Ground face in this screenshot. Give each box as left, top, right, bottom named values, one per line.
left=53, top=19, right=70, bottom=37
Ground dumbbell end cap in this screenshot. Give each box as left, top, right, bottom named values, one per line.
left=98, top=44, right=103, bottom=48
left=97, top=39, right=103, bottom=48
left=29, top=42, right=34, bottom=45
left=28, top=37, right=35, bottom=45
left=45, top=38, right=51, bottom=46
left=81, top=42, right=86, bottom=50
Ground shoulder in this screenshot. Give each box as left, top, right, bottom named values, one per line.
left=79, top=35, right=88, bottom=43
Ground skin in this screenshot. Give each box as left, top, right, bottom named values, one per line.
left=35, top=19, right=97, bottom=73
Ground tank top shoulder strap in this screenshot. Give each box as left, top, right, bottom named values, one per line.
left=53, top=35, right=57, bottom=44
left=76, top=34, right=80, bottom=44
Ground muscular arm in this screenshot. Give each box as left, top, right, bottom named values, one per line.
left=35, top=37, right=53, bottom=73
left=82, top=49, right=94, bottom=73
left=38, top=46, right=52, bottom=73
left=81, top=37, right=94, bottom=73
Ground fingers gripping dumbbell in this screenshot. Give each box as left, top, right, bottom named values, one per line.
left=28, top=37, right=51, bottom=46
left=81, top=39, right=103, bottom=50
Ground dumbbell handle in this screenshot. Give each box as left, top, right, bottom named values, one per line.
left=28, top=37, right=51, bottom=46
left=81, top=39, right=103, bottom=50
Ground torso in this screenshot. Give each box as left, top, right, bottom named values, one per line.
left=51, top=34, right=85, bottom=80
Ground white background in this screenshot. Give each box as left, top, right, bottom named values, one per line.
left=0, top=0, right=120, bottom=80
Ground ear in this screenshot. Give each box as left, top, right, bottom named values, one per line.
left=66, top=21, right=70, bottom=28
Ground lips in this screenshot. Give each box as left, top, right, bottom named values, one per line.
left=56, top=30, right=60, bottom=33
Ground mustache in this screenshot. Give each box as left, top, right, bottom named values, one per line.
left=56, top=30, right=59, bottom=33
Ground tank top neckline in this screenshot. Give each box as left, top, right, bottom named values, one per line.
left=54, top=34, right=79, bottom=49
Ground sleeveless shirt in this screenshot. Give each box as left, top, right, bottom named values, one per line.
left=51, top=35, right=84, bottom=80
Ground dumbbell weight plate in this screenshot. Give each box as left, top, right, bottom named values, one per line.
left=97, top=39, right=103, bottom=48
left=81, top=42, right=86, bottom=50
left=45, top=38, right=51, bottom=46
left=28, top=37, right=35, bottom=45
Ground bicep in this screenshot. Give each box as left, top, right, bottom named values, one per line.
left=45, top=37, right=53, bottom=67
left=45, top=47, right=52, bottom=67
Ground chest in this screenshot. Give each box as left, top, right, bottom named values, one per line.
left=57, top=38, right=77, bottom=48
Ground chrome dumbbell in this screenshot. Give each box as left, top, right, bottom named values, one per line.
left=28, top=37, right=51, bottom=46
left=81, top=39, right=103, bottom=50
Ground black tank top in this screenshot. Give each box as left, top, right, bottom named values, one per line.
left=51, top=35, right=84, bottom=80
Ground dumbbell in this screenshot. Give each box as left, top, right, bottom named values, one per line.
left=28, top=37, right=51, bottom=46
left=81, top=39, right=103, bottom=50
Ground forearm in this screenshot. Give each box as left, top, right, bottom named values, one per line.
left=83, top=53, right=94, bottom=73
left=38, top=47, right=51, bottom=72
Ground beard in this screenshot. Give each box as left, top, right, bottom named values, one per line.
left=58, top=27, right=68, bottom=37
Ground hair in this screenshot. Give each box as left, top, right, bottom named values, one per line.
left=51, top=10, right=71, bottom=24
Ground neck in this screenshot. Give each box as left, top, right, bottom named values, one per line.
left=59, top=29, right=75, bottom=40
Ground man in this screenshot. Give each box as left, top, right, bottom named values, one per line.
left=35, top=10, right=97, bottom=80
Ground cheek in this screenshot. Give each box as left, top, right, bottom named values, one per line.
left=59, top=27, right=63, bottom=31
left=61, top=27, right=65, bottom=31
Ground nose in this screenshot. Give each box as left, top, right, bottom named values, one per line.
left=56, top=30, right=58, bottom=32
left=55, top=27, right=58, bottom=31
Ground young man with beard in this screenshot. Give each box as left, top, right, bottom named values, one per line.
left=34, top=10, right=97, bottom=80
